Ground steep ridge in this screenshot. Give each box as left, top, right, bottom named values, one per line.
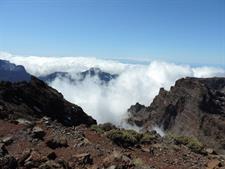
left=0, top=76, right=96, bottom=126
left=0, top=59, right=96, bottom=126
left=127, top=77, right=225, bottom=154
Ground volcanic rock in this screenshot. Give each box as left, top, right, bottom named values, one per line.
left=0, top=155, right=17, bottom=169
left=31, top=127, right=46, bottom=139
left=46, top=137, right=68, bottom=149
left=72, top=153, right=93, bottom=165
left=127, top=77, right=225, bottom=154
left=0, top=76, right=96, bottom=126
left=0, top=143, right=8, bottom=157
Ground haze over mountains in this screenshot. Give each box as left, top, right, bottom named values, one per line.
left=1, top=52, right=225, bottom=125
left=39, top=68, right=118, bottom=85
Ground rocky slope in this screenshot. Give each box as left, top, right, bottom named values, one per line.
left=0, top=76, right=96, bottom=126
left=127, top=77, right=225, bottom=154
left=1, top=116, right=220, bottom=169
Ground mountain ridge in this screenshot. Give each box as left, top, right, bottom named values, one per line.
left=0, top=59, right=31, bottom=82
left=39, top=67, right=118, bottom=84
left=127, top=77, right=225, bottom=154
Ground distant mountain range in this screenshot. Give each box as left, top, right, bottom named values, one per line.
left=39, top=67, right=118, bottom=84
left=0, top=58, right=118, bottom=85
left=0, top=59, right=31, bottom=82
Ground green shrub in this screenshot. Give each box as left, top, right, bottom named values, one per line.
left=99, top=123, right=116, bottom=131
left=90, top=123, right=116, bottom=134
left=90, top=124, right=104, bottom=133
left=140, top=132, right=157, bottom=144
left=106, top=129, right=142, bottom=147
left=186, top=138, right=203, bottom=153
left=166, top=133, right=204, bottom=153
left=133, top=158, right=143, bottom=167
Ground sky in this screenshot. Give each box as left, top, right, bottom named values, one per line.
left=0, top=0, right=224, bottom=66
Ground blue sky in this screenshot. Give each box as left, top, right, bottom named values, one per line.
left=0, top=0, right=224, bottom=66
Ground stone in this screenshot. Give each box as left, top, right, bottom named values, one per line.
left=73, top=153, right=93, bottom=165
left=57, top=159, right=71, bottom=169
left=1, top=136, right=13, bottom=145
left=0, top=155, right=17, bottom=169
left=107, top=165, right=116, bottom=169
left=39, top=160, right=61, bottom=169
left=31, top=126, right=46, bottom=139
left=205, top=148, right=215, bottom=155
left=46, top=137, right=68, bottom=149
left=18, top=149, right=31, bottom=165
left=0, top=143, right=8, bottom=157
left=47, top=152, right=57, bottom=160
left=16, top=118, right=33, bottom=126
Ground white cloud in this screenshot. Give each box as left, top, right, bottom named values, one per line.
left=1, top=52, right=225, bottom=125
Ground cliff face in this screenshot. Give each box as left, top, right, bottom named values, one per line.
left=127, top=77, right=225, bottom=153
left=0, top=76, right=96, bottom=126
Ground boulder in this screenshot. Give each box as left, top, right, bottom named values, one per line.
left=1, top=136, right=13, bottom=145
left=73, top=153, right=93, bottom=165
left=0, top=155, right=17, bottom=169
left=0, top=143, right=8, bottom=157
left=31, top=126, right=46, bottom=139
left=47, top=152, right=57, bottom=160
left=46, top=137, right=68, bottom=149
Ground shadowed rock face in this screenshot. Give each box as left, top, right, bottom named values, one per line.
left=0, top=60, right=31, bottom=82
left=0, top=76, right=96, bottom=126
left=127, top=77, right=225, bottom=153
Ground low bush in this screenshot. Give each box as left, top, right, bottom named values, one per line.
left=106, top=129, right=142, bottom=147
left=166, top=133, right=204, bottom=153
left=140, top=132, right=157, bottom=144
left=90, top=124, right=104, bottom=133
left=133, top=158, right=143, bottom=167
left=91, top=123, right=116, bottom=134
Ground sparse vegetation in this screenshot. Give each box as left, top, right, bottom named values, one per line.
left=140, top=132, right=157, bottom=144
left=133, top=158, right=143, bottom=167
left=91, top=123, right=116, bottom=133
left=90, top=124, right=104, bottom=133
left=106, top=129, right=142, bottom=147
left=166, top=133, right=204, bottom=153
left=98, top=123, right=116, bottom=131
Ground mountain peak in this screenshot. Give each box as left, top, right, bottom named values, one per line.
left=0, top=59, right=31, bottom=82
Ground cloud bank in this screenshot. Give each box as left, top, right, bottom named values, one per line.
left=1, top=52, right=225, bottom=125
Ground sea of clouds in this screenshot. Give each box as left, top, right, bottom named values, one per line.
left=1, top=51, right=225, bottom=126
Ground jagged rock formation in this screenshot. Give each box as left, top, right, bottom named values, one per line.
left=39, top=67, right=118, bottom=84
left=127, top=77, right=225, bottom=154
left=0, top=60, right=31, bottom=82
left=0, top=76, right=96, bottom=126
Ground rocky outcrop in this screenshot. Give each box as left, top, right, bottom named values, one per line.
left=0, top=76, right=96, bottom=126
left=127, top=77, right=225, bottom=154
